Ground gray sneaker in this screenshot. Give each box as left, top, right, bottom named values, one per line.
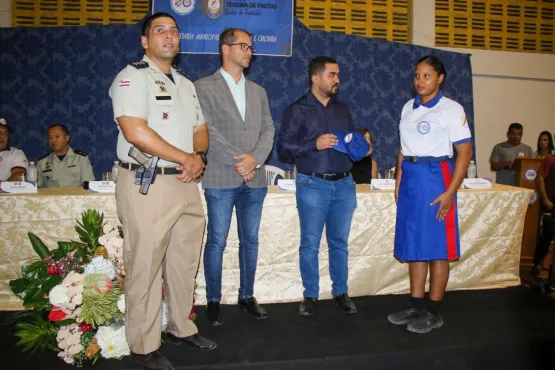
left=407, top=309, right=443, bottom=334
left=387, top=307, right=422, bottom=325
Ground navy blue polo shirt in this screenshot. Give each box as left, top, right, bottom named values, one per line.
left=277, top=91, right=355, bottom=174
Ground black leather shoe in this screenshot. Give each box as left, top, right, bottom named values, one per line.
left=165, top=333, right=217, bottom=351
left=298, top=298, right=317, bottom=316
left=130, top=350, right=174, bottom=370
left=206, top=301, right=223, bottom=326
left=238, top=296, right=268, bottom=319
left=334, top=293, right=357, bottom=314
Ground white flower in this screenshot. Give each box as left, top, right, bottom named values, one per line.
left=56, top=324, right=83, bottom=363
left=117, top=294, right=125, bottom=314
left=48, top=285, right=70, bottom=307
left=96, top=325, right=130, bottom=359
left=162, top=301, right=168, bottom=331
left=83, top=256, right=116, bottom=280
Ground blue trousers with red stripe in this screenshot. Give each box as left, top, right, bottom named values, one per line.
left=394, top=160, right=460, bottom=261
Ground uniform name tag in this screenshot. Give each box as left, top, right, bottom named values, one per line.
left=156, top=96, right=172, bottom=101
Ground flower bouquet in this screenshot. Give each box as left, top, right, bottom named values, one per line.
left=7, top=209, right=196, bottom=366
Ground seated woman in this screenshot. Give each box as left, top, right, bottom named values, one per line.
left=533, top=131, right=554, bottom=159
left=351, top=128, right=378, bottom=184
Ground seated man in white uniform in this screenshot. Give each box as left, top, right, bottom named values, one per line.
left=0, top=118, right=29, bottom=181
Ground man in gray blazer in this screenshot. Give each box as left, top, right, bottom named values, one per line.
left=194, top=28, right=275, bottom=326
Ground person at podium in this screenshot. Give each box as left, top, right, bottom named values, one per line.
left=489, top=123, right=533, bottom=186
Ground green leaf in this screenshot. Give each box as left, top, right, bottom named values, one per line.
left=9, top=277, right=31, bottom=294
left=41, top=275, right=63, bottom=292
left=28, top=232, right=50, bottom=260
left=21, top=261, right=47, bottom=280
left=50, top=241, right=74, bottom=260
left=1, top=311, right=34, bottom=327
left=22, top=286, right=42, bottom=306
left=14, top=313, right=58, bottom=354
left=73, top=247, right=87, bottom=261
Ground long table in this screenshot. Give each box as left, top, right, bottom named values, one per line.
left=0, top=185, right=531, bottom=310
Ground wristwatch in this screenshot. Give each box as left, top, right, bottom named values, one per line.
left=196, top=151, right=208, bottom=165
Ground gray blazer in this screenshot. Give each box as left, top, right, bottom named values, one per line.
left=195, top=70, right=275, bottom=188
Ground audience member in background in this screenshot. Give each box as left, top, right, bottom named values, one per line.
left=36, top=124, right=95, bottom=187
left=532, top=153, right=555, bottom=277
left=0, top=118, right=29, bottom=181
left=533, top=131, right=554, bottom=159
left=489, top=123, right=533, bottom=186
left=388, top=55, right=472, bottom=334
left=194, top=28, right=275, bottom=326
left=351, top=128, right=379, bottom=183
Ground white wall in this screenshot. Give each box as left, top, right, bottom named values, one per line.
left=0, top=0, right=11, bottom=27
left=413, top=0, right=555, bottom=180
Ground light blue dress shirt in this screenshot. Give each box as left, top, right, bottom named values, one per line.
left=220, top=68, right=246, bottom=121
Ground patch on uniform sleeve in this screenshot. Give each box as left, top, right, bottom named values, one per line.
left=118, top=79, right=131, bottom=88
left=461, top=116, right=468, bottom=127
left=129, top=60, right=149, bottom=69
left=173, top=66, right=192, bottom=81
left=74, top=149, right=88, bottom=157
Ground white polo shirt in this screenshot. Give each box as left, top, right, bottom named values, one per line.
left=109, top=55, right=205, bottom=167
left=399, top=93, right=472, bottom=157
left=0, top=147, right=28, bottom=180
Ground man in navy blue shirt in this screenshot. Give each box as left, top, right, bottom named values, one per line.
left=277, top=56, right=362, bottom=316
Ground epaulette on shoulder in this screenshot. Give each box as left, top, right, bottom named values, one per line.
left=37, top=153, right=50, bottom=161
left=129, top=60, right=149, bottom=69
left=73, top=149, right=88, bottom=157
left=173, top=66, right=192, bottom=81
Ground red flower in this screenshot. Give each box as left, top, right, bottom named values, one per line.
left=188, top=311, right=196, bottom=319
left=48, top=306, right=67, bottom=322
left=47, top=265, right=59, bottom=276
left=78, top=322, right=93, bottom=333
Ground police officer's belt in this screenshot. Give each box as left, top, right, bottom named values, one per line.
left=120, top=162, right=181, bottom=175
left=402, top=156, right=449, bottom=163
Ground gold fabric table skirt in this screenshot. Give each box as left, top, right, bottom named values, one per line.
left=0, top=184, right=530, bottom=310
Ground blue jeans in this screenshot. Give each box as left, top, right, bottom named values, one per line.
left=204, top=183, right=267, bottom=302
left=296, top=173, right=357, bottom=298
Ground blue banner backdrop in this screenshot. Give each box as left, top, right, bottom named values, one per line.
left=153, top=0, right=294, bottom=56
left=0, top=18, right=474, bottom=180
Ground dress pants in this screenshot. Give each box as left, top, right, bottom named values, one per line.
left=116, top=168, right=205, bottom=354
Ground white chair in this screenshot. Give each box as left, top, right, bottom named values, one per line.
left=264, top=165, right=285, bottom=185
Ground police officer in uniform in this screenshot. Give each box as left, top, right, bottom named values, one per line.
left=37, top=124, right=95, bottom=187
left=109, top=12, right=215, bottom=370
left=0, top=118, right=29, bottom=181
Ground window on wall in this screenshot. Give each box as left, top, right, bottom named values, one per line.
left=295, top=0, right=412, bottom=43
left=435, top=0, right=555, bottom=54
left=12, top=0, right=149, bottom=26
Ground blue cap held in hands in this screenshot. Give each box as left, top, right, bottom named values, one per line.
left=331, top=130, right=369, bottom=162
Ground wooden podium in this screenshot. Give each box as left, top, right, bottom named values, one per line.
left=512, top=158, right=544, bottom=268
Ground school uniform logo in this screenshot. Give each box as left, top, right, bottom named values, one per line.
left=204, top=0, right=224, bottom=19
left=172, top=0, right=195, bottom=15
left=417, top=121, right=431, bottom=135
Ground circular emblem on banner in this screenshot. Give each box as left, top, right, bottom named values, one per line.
left=172, top=0, right=195, bottom=16
left=529, top=191, right=537, bottom=205
left=417, top=121, right=430, bottom=135
left=523, top=167, right=537, bottom=182
left=204, top=0, right=224, bottom=19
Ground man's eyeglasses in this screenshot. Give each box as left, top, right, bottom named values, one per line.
left=227, top=43, right=256, bottom=53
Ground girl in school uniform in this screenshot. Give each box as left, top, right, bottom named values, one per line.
left=388, top=55, right=473, bottom=334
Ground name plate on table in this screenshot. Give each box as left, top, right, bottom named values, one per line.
left=88, top=181, right=116, bottom=193
left=370, top=179, right=395, bottom=190
left=0, top=181, right=37, bottom=194
left=277, top=179, right=296, bottom=191
left=461, top=178, right=492, bottom=189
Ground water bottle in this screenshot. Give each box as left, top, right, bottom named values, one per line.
left=111, top=161, right=120, bottom=182
left=467, top=160, right=477, bottom=178
left=27, top=161, right=38, bottom=182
